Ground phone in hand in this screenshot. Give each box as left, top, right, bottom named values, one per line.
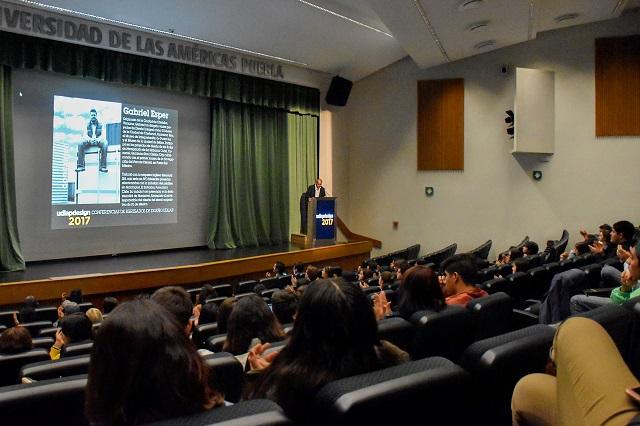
left=625, top=386, right=640, bottom=403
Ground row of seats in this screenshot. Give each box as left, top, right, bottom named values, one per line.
left=0, top=302, right=94, bottom=328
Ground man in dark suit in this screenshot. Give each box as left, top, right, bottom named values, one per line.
left=305, top=178, right=326, bottom=199
left=301, top=178, right=326, bottom=233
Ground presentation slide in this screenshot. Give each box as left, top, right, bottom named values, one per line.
left=51, top=96, right=178, bottom=229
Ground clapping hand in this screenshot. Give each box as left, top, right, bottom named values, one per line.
left=248, top=342, right=279, bottom=371
left=372, top=291, right=391, bottom=320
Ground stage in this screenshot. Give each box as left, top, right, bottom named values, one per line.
left=0, top=241, right=372, bottom=306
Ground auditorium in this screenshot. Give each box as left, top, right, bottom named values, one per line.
left=0, top=0, right=639, bottom=424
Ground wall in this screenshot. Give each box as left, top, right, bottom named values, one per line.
left=338, top=15, right=640, bottom=258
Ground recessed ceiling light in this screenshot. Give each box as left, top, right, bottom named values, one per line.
left=554, top=13, right=580, bottom=22
left=458, top=0, right=485, bottom=12
left=467, top=21, right=490, bottom=32
left=474, top=40, right=495, bottom=49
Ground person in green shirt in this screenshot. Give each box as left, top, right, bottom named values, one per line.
left=610, top=240, right=640, bottom=303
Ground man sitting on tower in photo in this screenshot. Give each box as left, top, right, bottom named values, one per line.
left=76, top=108, right=108, bottom=173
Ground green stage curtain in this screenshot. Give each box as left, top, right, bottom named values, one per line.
left=0, top=65, right=25, bottom=271
left=208, top=99, right=289, bottom=248
left=0, top=32, right=320, bottom=116
left=288, top=113, right=318, bottom=235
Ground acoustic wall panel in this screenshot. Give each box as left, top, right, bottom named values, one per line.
left=595, top=35, right=640, bottom=137
left=417, top=79, right=464, bottom=170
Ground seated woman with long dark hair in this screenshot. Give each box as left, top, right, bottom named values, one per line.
left=374, top=265, right=446, bottom=320
left=245, top=278, right=409, bottom=423
left=223, top=294, right=285, bottom=365
left=86, top=299, right=224, bottom=425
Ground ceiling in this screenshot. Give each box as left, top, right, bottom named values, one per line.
left=14, top=0, right=640, bottom=81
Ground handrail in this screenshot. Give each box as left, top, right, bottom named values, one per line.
left=336, top=216, right=382, bottom=249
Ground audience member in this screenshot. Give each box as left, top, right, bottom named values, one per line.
left=198, top=302, right=219, bottom=325
left=245, top=278, right=409, bottom=423
left=85, top=308, right=103, bottom=325
left=223, top=294, right=285, bottom=362
left=54, top=299, right=81, bottom=327
left=266, top=261, right=287, bottom=278
left=522, top=241, right=539, bottom=256
left=512, top=317, right=640, bottom=425
left=67, top=288, right=83, bottom=304
left=86, top=299, right=224, bottom=425
left=292, top=262, right=305, bottom=276
left=305, top=265, right=320, bottom=282
left=570, top=240, right=640, bottom=314
left=152, top=286, right=193, bottom=335
left=270, top=290, right=298, bottom=325
left=102, top=296, right=118, bottom=314
left=394, top=265, right=445, bottom=319
left=378, top=270, right=395, bottom=290
left=441, top=254, right=488, bottom=305
left=216, top=297, right=237, bottom=334
left=595, top=220, right=637, bottom=287
left=0, top=326, right=33, bottom=355
left=50, top=312, right=93, bottom=360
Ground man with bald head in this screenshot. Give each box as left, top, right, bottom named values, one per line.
left=305, top=178, right=326, bottom=199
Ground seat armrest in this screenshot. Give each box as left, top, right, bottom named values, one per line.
left=583, top=287, right=615, bottom=297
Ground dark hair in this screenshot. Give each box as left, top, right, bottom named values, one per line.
left=323, top=265, right=342, bottom=278
left=365, top=260, right=378, bottom=271
left=512, top=257, right=532, bottom=273
left=575, top=239, right=595, bottom=256
left=292, top=263, right=304, bottom=275
left=23, top=295, right=39, bottom=308
left=599, top=224, right=612, bottom=244
left=223, top=294, right=285, bottom=355
left=103, top=297, right=118, bottom=314
left=18, top=306, right=37, bottom=323
left=306, top=265, right=319, bottom=282
left=86, top=299, right=222, bottom=425
left=274, top=261, right=286, bottom=275
left=613, top=220, right=636, bottom=242
left=199, top=302, right=219, bottom=325
left=523, top=241, right=539, bottom=255
left=90, top=108, right=97, bottom=114
left=398, top=266, right=445, bottom=318
left=379, top=271, right=394, bottom=286
left=508, top=247, right=523, bottom=261
left=61, top=312, right=93, bottom=343
left=270, top=290, right=298, bottom=325
left=152, top=286, right=193, bottom=328
left=198, top=285, right=218, bottom=305
left=246, top=279, right=384, bottom=423
left=68, top=288, right=83, bottom=304
left=253, top=283, right=267, bottom=295
left=216, top=297, right=237, bottom=334
left=441, top=254, right=479, bottom=284
left=0, top=326, right=32, bottom=354
left=359, top=269, right=373, bottom=281
left=395, top=261, right=411, bottom=274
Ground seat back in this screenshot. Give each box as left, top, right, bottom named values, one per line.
left=460, top=324, right=555, bottom=425
left=377, top=317, right=414, bottom=352
left=0, top=348, right=50, bottom=386
left=147, top=399, right=291, bottom=426
left=20, top=321, right=53, bottom=336
left=32, top=336, right=54, bottom=350
left=206, top=334, right=227, bottom=353
left=421, top=243, right=457, bottom=270
left=527, top=266, right=552, bottom=300
left=39, top=326, right=58, bottom=339
left=20, top=354, right=90, bottom=382
left=212, top=283, right=233, bottom=297
left=467, top=239, right=492, bottom=260
left=192, top=323, right=219, bottom=349
left=35, top=306, right=59, bottom=323
left=481, top=277, right=508, bottom=294
left=313, top=357, right=472, bottom=426
left=61, top=341, right=94, bottom=358
left=0, top=375, right=87, bottom=425
left=466, top=292, right=514, bottom=341
left=202, top=352, right=245, bottom=403
left=260, top=276, right=280, bottom=290
left=576, top=303, right=636, bottom=362
left=410, top=306, right=471, bottom=361
left=0, top=311, right=17, bottom=328
left=236, top=280, right=257, bottom=294
left=78, top=303, right=93, bottom=313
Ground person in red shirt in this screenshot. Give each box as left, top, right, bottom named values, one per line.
left=440, top=254, right=488, bottom=305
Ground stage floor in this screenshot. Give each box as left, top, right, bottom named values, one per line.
left=0, top=244, right=299, bottom=284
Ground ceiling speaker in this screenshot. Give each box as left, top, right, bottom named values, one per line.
left=325, top=76, right=353, bottom=106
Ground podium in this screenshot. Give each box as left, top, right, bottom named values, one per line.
left=306, top=197, right=337, bottom=246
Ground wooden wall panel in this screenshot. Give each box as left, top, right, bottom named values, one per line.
left=417, top=79, right=464, bottom=170
left=595, top=35, right=640, bottom=136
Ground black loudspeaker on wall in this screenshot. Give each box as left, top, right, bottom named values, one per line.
left=325, top=76, right=353, bottom=106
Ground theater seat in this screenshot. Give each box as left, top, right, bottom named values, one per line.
left=312, top=357, right=472, bottom=426
left=0, top=375, right=87, bottom=425
left=409, top=305, right=471, bottom=360
left=192, top=323, right=219, bottom=349
left=212, top=283, right=233, bottom=297
left=148, top=399, right=291, bottom=426
left=60, top=340, right=93, bottom=357
left=206, top=334, right=227, bottom=353
left=460, top=324, right=555, bottom=425
left=31, top=336, right=54, bottom=350
left=201, top=352, right=244, bottom=403
left=575, top=303, right=636, bottom=363
left=20, top=354, right=90, bottom=382
left=466, top=292, right=514, bottom=341
left=20, top=321, right=53, bottom=337
left=377, top=317, right=413, bottom=352
left=0, top=348, right=50, bottom=386
left=237, top=280, right=257, bottom=294
left=35, top=306, right=59, bottom=323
